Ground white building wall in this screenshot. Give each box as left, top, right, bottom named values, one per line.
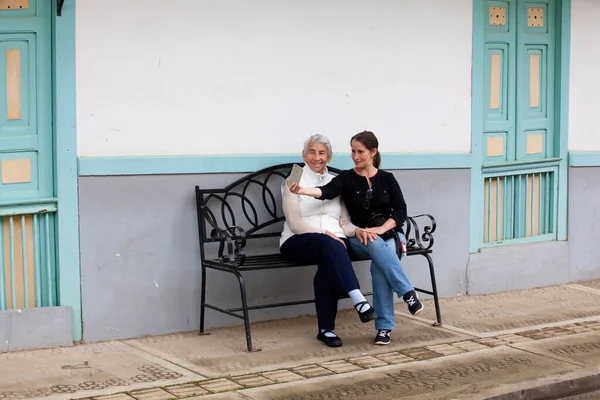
left=76, top=0, right=473, bottom=158
left=569, top=0, right=600, bottom=151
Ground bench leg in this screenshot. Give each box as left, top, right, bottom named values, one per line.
left=200, top=263, right=207, bottom=334
left=424, top=253, right=442, bottom=326
left=233, top=270, right=253, bottom=352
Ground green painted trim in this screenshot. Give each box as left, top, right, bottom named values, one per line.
left=569, top=151, right=600, bottom=167
left=482, top=233, right=556, bottom=248
left=53, top=1, right=82, bottom=342
left=469, top=0, right=486, bottom=253
left=77, top=152, right=472, bottom=176
left=556, top=0, right=571, bottom=241
left=0, top=203, right=58, bottom=216
left=483, top=157, right=561, bottom=174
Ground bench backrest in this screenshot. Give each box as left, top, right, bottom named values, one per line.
left=196, top=164, right=340, bottom=245
left=195, top=163, right=435, bottom=254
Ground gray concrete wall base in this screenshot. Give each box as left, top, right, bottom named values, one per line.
left=0, top=306, right=73, bottom=352
left=466, top=241, right=571, bottom=295
left=567, top=167, right=600, bottom=283
left=76, top=166, right=600, bottom=342
left=78, top=169, right=470, bottom=342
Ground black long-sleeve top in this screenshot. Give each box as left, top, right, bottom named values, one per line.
left=318, top=169, right=407, bottom=233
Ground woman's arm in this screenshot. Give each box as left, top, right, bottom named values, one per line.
left=339, top=200, right=358, bottom=237
left=289, top=183, right=322, bottom=198
left=289, top=172, right=346, bottom=200
left=340, top=200, right=378, bottom=244
left=282, top=184, right=326, bottom=234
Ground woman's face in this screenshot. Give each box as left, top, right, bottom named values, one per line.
left=351, top=140, right=376, bottom=169
left=302, top=141, right=331, bottom=174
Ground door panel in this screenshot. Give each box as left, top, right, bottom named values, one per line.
left=516, top=1, right=555, bottom=161
left=483, top=0, right=517, bottom=163
left=0, top=23, right=52, bottom=201
left=0, top=0, right=56, bottom=310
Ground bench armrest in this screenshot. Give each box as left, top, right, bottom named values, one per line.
left=405, top=214, right=436, bottom=251
left=209, top=227, right=247, bottom=266
left=202, top=207, right=247, bottom=266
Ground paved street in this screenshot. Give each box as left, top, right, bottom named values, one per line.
left=2, top=281, right=600, bottom=400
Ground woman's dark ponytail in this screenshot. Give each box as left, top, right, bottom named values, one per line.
left=373, top=152, right=381, bottom=168
left=351, top=131, right=381, bottom=168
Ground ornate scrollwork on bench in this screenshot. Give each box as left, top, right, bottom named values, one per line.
left=405, top=214, right=437, bottom=251
left=202, top=206, right=248, bottom=266
left=197, top=165, right=293, bottom=268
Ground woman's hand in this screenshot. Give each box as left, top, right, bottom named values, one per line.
left=355, top=228, right=378, bottom=245
left=288, top=182, right=304, bottom=194
left=324, top=231, right=346, bottom=248
left=364, top=226, right=389, bottom=236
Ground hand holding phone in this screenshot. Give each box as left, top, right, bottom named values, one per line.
left=287, top=164, right=304, bottom=188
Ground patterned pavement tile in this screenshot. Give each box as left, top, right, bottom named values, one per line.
left=260, top=370, right=306, bottom=383
left=164, top=383, right=209, bottom=398
left=319, top=360, right=363, bottom=374
left=230, top=374, right=275, bottom=388
left=495, top=334, right=534, bottom=344
left=426, top=344, right=466, bottom=356
left=129, top=388, right=175, bottom=400
left=93, top=395, right=135, bottom=400
left=199, top=379, right=242, bottom=393
left=451, top=341, right=491, bottom=352
left=347, top=356, right=388, bottom=369
left=474, top=338, right=507, bottom=347
left=400, top=347, right=443, bottom=360
left=375, top=352, right=414, bottom=364
left=291, top=364, right=334, bottom=378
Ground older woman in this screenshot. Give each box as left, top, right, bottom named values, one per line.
left=280, top=134, right=375, bottom=347
left=289, top=131, right=423, bottom=346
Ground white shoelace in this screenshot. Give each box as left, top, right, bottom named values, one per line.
left=406, top=296, right=417, bottom=306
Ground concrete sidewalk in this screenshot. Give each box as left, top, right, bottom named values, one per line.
left=3, top=281, right=600, bottom=400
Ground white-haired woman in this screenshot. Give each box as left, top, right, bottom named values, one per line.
left=280, top=134, right=375, bottom=347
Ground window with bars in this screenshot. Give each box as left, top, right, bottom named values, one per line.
left=0, top=210, right=57, bottom=310
left=483, top=167, right=557, bottom=244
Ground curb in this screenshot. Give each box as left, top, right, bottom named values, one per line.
left=487, top=372, right=600, bottom=400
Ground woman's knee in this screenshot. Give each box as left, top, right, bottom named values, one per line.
left=318, top=233, right=344, bottom=247
left=365, top=237, right=387, bottom=253
left=317, top=234, right=350, bottom=256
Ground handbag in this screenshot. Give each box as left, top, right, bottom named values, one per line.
left=366, top=212, right=396, bottom=241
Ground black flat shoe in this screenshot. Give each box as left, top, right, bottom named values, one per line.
left=354, top=301, right=376, bottom=323
left=317, top=330, right=343, bottom=347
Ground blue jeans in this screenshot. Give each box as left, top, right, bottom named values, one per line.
left=348, top=234, right=413, bottom=331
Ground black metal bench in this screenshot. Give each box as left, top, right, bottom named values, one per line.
left=195, top=163, right=441, bottom=352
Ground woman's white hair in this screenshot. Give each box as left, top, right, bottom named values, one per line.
left=303, top=134, right=332, bottom=157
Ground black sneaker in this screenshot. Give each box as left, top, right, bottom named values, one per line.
left=317, top=330, right=342, bottom=347
left=374, top=329, right=391, bottom=345
left=354, top=301, right=376, bottom=323
left=403, top=290, right=424, bottom=315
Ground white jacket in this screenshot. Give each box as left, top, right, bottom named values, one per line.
left=279, top=165, right=356, bottom=247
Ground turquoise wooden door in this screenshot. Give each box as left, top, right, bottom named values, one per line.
left=0, top=0, right=57, bottom=310
left=476, top=0, right=564, bottom=246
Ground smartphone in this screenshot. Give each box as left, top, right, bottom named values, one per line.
left=287, top=164, right=304, bottom=187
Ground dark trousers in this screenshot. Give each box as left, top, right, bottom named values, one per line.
left=280, top=233, right=360, bottom=331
